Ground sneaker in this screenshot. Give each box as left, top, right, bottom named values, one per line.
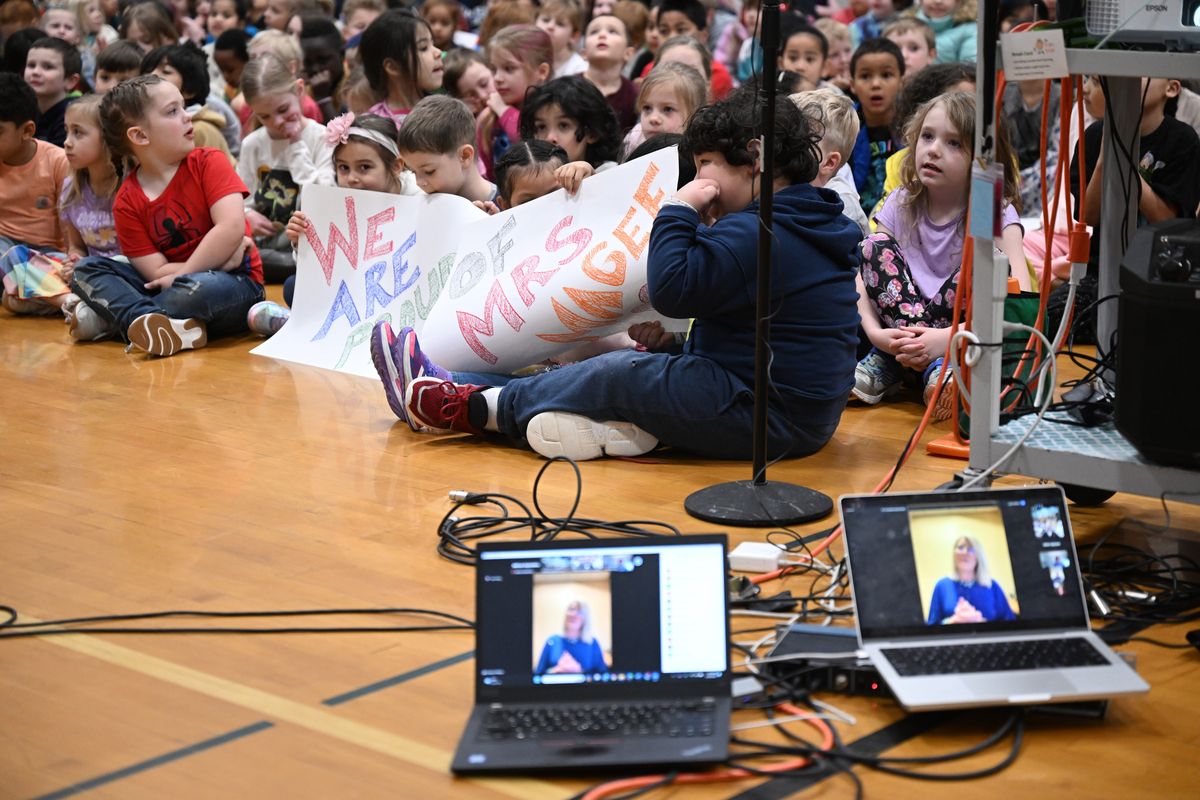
left=61, top=292, right=81, bottom=315
left=851, top=351, right=904, bottom=404
left=66, top=301, right=110, bottom=341
left=525, top=412, right=659, bottom=461
left=406, top=377, right=486, bottom=434
left=924, top=362, right=955, bottom=422
left=370, top=320, right=414, bottom=428
left=126, top=312, right=208, bottom=356
left=246, top=300, right=289, bottom=336
left=395, top=326, right=451, bottom=385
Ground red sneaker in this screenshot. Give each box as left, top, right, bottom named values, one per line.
left=406, top=377, right=487, bottom=434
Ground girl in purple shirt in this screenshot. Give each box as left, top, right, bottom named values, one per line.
left=854, top=91, right=1027, bottom=420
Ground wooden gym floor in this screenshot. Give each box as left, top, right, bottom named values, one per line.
left=3, top=297, right=1199, bottom=799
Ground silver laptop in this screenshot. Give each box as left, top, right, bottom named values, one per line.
left=451, top=534, right=731, bottom=774
left=840, top=487, right=1148, bottom=711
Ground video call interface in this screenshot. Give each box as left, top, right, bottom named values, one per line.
left=845, top=492, right=1086, bottom=639
left=475, top=544, right=727, bottom=690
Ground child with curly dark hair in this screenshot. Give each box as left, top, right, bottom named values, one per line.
left=519, top=76, right=621, bottom=170
left=369, top=88, right=863, bottom=462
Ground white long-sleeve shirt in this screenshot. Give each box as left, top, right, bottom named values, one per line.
left=236, top=118, right=335, bottom=212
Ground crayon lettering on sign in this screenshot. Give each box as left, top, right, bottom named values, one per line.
left=510, top=255, right=559, bottom=307
left=582, top=242, right=627, bottom=286
left=450, top=251, right=487, bottom=299
left=392, top=232, right=419, bottom=296
left=305, top=196, right=360, bottom=283
left=456, top=280, right=525, bottom=364
left=487, top=216, right=517, bottom=276
left=632, top=162, right=664, bottom=217
left=313, top=280, right=361, bottom=341
left=363, top=208, right=395, bottom=259
left=363, top=261, right=393, bottom=318
left=545, top=216, right=592, bottom=265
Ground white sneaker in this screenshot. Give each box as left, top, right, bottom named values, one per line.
left=127, top=312, right=208, bottom=356
left=525, top=412, right=658, bottom=461
left=66, top=301, right=110, bottom=341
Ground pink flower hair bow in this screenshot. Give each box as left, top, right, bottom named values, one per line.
left=324, top=112, right=356, bottom=147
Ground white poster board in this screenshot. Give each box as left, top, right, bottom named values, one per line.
left=251, top=149, right=682, bottom=378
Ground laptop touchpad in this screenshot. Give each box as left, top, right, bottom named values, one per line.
left=961, top=672, right=1074, bottom=698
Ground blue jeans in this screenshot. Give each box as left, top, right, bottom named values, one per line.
left=71, top=256, right=264, bottom=342
left=456, top=350, right=845, bottom=460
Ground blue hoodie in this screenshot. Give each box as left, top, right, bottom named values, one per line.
left=647, top=183, right=862, bottom=414
left=915, top=10, right=977, bottom=64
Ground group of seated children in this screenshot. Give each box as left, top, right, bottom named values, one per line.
left=2, top=0, right=1197, bottom=463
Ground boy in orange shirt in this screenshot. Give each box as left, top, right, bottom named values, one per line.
left=0, top=73, right=71, bottom=314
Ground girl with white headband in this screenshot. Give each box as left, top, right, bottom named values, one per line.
left=246, top=110, right=409, bottom=336
left=236, top=53, right=335, bottom=286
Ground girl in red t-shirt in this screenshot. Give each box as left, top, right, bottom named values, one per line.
left=74, top=73, right=265, bottom=356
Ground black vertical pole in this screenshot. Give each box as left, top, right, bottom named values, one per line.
left=751, top=0, right=780, bottom=485
left=683, top=0, right=834, bottom=526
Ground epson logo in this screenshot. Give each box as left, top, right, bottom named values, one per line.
left=1144, top=3, right=1168, bottom=10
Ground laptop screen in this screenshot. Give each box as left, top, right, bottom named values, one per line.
left=841, top=487, right=1089, bottom=641
left=474, top=536, right=729, bottom=700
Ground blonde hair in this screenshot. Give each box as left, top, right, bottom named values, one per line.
left=638, top=61, right=708, bottom=122
left=813, top=17, right=850, bottom=46
left=61, top=95, right=114, bottom=209
left=884, top=16, right=936, bottom=50
left=98, top=73, right=162, bottom=177
left=564, top=600, right=594, bottom=644
left=951, top=536, right=993, bottom=588
left=239, top=52, right=298, bottom=103
left=791, top=88, right=859, bottom=164
left=248, top=29, right=304, bottom=73
left=897, top=92, right=1019, bottom=235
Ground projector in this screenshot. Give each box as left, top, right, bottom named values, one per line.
left=1086, top=0, right=1200, bottom=48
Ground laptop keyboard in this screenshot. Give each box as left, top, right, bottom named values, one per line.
left=882, top=638, right=1110, bottom=676
left=481, top=700, right=717, bottom=741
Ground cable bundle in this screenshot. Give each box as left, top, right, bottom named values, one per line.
left=435, top=457, right=681, bottom=565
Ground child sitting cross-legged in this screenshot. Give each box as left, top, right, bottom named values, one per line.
left=72, top=74, right=265, bottom=356
left=368, top=89, right=863, bottom=461
left=854, top=91, right=1026, bottom=420
left=0, top=73, right=71, bottom=315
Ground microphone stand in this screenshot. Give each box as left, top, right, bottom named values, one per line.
left=684, top=0, right=834, bottom=526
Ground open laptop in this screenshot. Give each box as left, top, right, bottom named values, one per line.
left=451, top=534, right=732, bottom=774
left=840, top=486, right=1149, bottom=711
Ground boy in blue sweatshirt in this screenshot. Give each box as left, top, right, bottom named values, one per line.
left=370, top=89, right=863, bottom=461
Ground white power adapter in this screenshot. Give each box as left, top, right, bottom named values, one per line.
left=729, top=541, right=786, bottom=573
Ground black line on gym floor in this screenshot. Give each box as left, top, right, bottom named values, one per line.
left=32, top=721, right=277, bottom=800
left=31, top=650, right=475, bottom=799
left=322, top=649, right=474, bottom=706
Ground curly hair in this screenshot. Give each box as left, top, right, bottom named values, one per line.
left=681, top=88, right=821, bottom=185
left=892, top=61, right=975, bottom=142
left=518, top=76, right=621, bottom=168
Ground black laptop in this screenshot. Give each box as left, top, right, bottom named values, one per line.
left=450, top=534, right=732, bottom=774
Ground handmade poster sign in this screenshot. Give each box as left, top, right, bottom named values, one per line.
left=252, top=148, right=682, bottom=378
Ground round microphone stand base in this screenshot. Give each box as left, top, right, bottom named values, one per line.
left=684, top=480, right=833, bottom=527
